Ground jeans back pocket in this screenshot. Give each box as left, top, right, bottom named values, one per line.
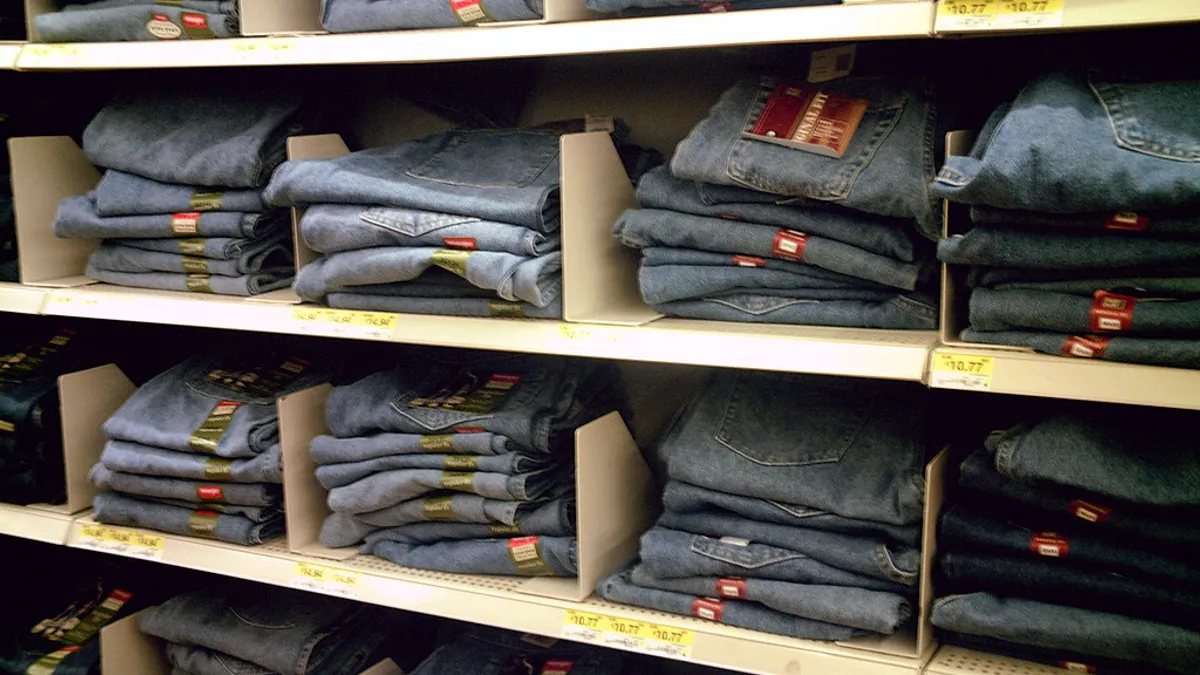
left=1090, top=71, right=1200, bottom=162
left=406, top=130, right=561, bottom=188
left=360, top=207, right=482, bottom=238
left=691, top=535, right=809, bottom=569
left=387, top=365, right=551, bottom=432
left=183, top=354, right=315, bottom=405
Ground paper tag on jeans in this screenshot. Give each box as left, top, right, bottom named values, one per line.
left=185, top=274, right=214, bottom=293
left=189, top=192, right=223, bottom=211
left=1029, top=533, right=1069, bottom=558
left=808, top=44, right=856, bottom=83
left=690, top=598, right=725, bottom=622
left=1104, top=211, right=1149, bottom=232
left=508, top=536, right=555, bottom=576
left=145, top=13, right=183, bottom=39
left=450, top=0, right=494, bottom=24
left=731, top=255, right=764, bottom=268
left=197, top=485, right=224, bottom=501
left=181, top=12, right=214, bottom=39
left=541, top=659, right=575, bottom=675
left=1061, top=335, right=1111, bottom=359
left=1089, top=291, right=1137, bottom=333
left=25, top=646, right=82, bottom=675
left=715, top=577, right=747, bottom=599
left=771, top=230, right=808, bottom=261
left=189, top=401, right=242, bottom=454
left=1070, top=499, right=1111, bottom=524
left=170, top=213, right=201, bottom=235
left=744, top=82, right=868, bottom=158
left=1058, top=661, right=1098, bottom=673
left=186, top=510, right=220, bottom=538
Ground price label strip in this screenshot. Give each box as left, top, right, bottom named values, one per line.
left=291, top=307, right=398, bottom=340
left=930, top=353, right=995, bottom=391
left=562, top=611, right=694, bottom=659
left=290, top=562, right=361, bottom=600
left=936, top=0, right=1064, bottom=31
left=74, top=524, right=165, bottom=561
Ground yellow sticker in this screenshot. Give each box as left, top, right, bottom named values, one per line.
left=292, top=307, right=397, bottom=340
left=930, top=353, right=995, bottom=391
left=561, top=610, right=694, bottom=658
left=75, top=524, right=164, bottom=560
left=936, top=0, right=1064, bottom=31
left=290, top=562, right=360, bottom=599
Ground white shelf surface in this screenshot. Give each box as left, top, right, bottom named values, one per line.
left=0, top=281, right=49, bottom=314
left=934, top=0, right=1200, bottom=34
left=0, top=42, right=21, bottom=69
left=65, top=517, right=931, bottom=675
left=15, top=2, right=935, bottom=70
left=928, top=345, right=1200, bottom=411
left=36, top=284, right=937, bottom=380
left=926, top=646, right=1074, bottom=675
left=0, top=503, right=76, bottom=544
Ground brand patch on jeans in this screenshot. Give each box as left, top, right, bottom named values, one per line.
left=541, top=659, right=575, bottom=675
left=181, top=257, right=209, bottom=274
left=1089, top=291, right=1137, bottom=332
left=408, top=371, right=522, bottom=414
left=732, top=255, right=765, bottom=268
left=1070, top=499, right=1112, bottom=524
left=443, top=237, right=478, bottom=250
left=170, top=213, right=201, bottom=235
left=26, top=645, right=81, bottom=673
left=699, top=2, right=731, bottom=12
left=1104, top=212, right=1149, bottom=232
left=145, top=13, right=182, bottom=39
left=489, top=523, right=522, bottom=535
left=1061, top=335, right=1111, bottom=359
left=690, top=598, right=725, bottom=622
left=54, top=589, right=132, bottom=646
left=441, top=471, right=476, bottom=491
left=771, top=229, right=808, bottom=261
left=431, top=249, right=472, bottom=278
left=189, top=401, right=242, bottom=454
left=1029, top=533, right=1069, bottom=558
left=180, top=12, right=214, bottom=39
left=455, top=426, right=486, bottom=433
left=422, top=495, right=456, bottom=520
left=450, top=0, right=494, bottom=24
left=187, top=510, right=220, bottom=538
left=189, top=192, right=223, bottom=211
left=197, top=485, right=224, bottom=501
left=715, top=577, right=747, bottom=599
left=507, top=536, right=554, bottom=576
left=743, top=82, right=869, bottom=159
left=1058, top=661, right=1097, bottom=673
left=179, top=238, right=207, bottom=256
left=489, top=301, right=525, bottom=318
left=444, top=455, right=480, bottom=470
left=420, top=435, right=457, bottom=452
left=0, top=328, right=75, bottom=379
left=205, top=356, right=310, bottom=398
left=203, top=457, right=233, bottom=480
left=185, top=274, right=214, bottom=293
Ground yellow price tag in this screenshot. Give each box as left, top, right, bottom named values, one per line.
left=937, top=0, right=1063, bottom=30
left=930, top=353, right=995, bottom=390
left=562, top=610, right=694, bottom=658
left=230, top=38, right=295, bottom=59
left=292, top=307, right=397, bottom=339
left=557, top=324, right=618, bottom=345
left=23, top=44, right=82, bottom=59
left=291, top=562, right=361, bottom=599
left=76, top=524, right=164, bottom=560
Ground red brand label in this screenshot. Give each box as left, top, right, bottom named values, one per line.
left=454, top=426, right=486, bottom=433
left=443, top=237, right=478, bottom=250
left=772, top=229, right=808, bottom=261
left=713, top=212, right=745, bottom=221
left=732, top=255, right=765, bottom=268
left=197, top=486, right=224, bottom=501
left=1030, top=533, right=1069, bottom=558
left=1104, top=212, right=1149, bottom=232
left=1058, top=661, right=1097, bottom=673
left=213, top=401, right=242, bottom=416
left=110, top=589, right=134, bottom=602
left=716, top=577, right=747, bottom=599
left=700, top=2, right=731, bottom=11
left=1089, top=291, right=1137, bottom=333
left=490, top=373, right=522, bottom=384
left=154, top=13, right=168, bottom=20
left=747, top=83, right=869, bottom=158
left=690, top=597, right=725, bottom=622
left=182, top=12, right=208, bottom=28
left=1070, top=499, right=1112, bottom=524
left=541, top=659, right=575, bottom=675
left=1061, top=335, right=1111, bottom=359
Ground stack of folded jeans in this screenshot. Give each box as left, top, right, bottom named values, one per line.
left=88, top=352, right=332, bottom=546
left=932, top=405, right=1200, bottom=675
left=933, top=69, right=1200, bottom=369
left=52, top=88, right=312, bottom=297
left=139, top=583, right=399, bottom=675
left=321, top=0, right=541, bottom=31
left=0, top=176, right=15, bottom=282
left=267, top=124, right=610, bottom=319
left=585, top=0, right=836, bottom=18
left=35, top=0, right=239, bottom=43
left=409, top=625, right=626, bottom=675
left=613, top=75, right=940, bottom=328
left=598, top=370, right=926, bottom=640
left=316, top=349, right=627, bottom=577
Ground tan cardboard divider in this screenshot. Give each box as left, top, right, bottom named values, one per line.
left=9, top=137, right=101, bottom=287
left=28, top=364, right=136, bottom=516
left=101, top=609, right=401, bottom=675
left=280, top=385, right=656, bottom=602
left=478, top=0, right=602, bottom=25
left=24, top=0, right=325, bottom=39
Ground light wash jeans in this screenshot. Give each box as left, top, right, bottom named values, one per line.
left=89, top=240, right=291, bottom=277
left=321, top=0, right=542, bottom=31
left=36, top=5, right=237, bottom=42
left=367, top=535, right=577, bottom=576
left=94, top=170, right=266, bottom=216
left=325, top=293, right=563, bottom=319
left=92, top=491, right=283, bottom=545
left=640, top=265, right=898, bottom=305
left=101, top=440, right=283, bottom=484
left=315, top=451, right=553, bottom=488
left=325, top=464, right=567, bottom=513
left=89, top=464, right=280, bottom=506
left=54, top=195, right=286, bottom=240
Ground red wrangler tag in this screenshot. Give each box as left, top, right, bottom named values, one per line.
left=715, top=577, right=747, bottom=599
left=443, top=237, right=478, bottom=250
left=1058, top=661, right=1097, bottom=673
left=699, top=2, right=731, bottom=11
left=771, top=229, right=808, bottom=261
left=690, top=598, right=725, bottom=622
left=1029, top=533, right=1069, bottom=558
left=1104, top=212, right=1149, bottom=232
left=1061, top=335, right=1111, bottom=359
left=1070, top=499, right=1112, bottom=524
left=1089, top=291, right=1137, bottom=333
left=732, top=255, right=765, bottom=268
left=182, top=12, right=208, bottom=28
left=454, top=426, right=485, bottom=433
left=541, top=659, right=575, bottom=675
left=197, top=485, right=224, bottom=501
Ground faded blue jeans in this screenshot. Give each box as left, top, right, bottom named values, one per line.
left=970, top=204, right=1200, bottom=237
left=315, top=452, right=553, bottom=488
left=101, top=440, right=283, bottom=484
left=653, top=293, right=936, bottom=328
left=672, top=75, right=940, bottom=238
left=325, top=464, right=567, bottom=513
left=85, top=263, right=292, bottom=296
left=310, top=431, right=514, bottom=463
left=321, top=0, right=542, bottom=31
left=938, top=226, right=1200, bottom=269
left=36, top=5, right=237, bottom=42
left=961, top=327, right=1200, bottom=369
left=367, top=535, right=577, bottom=576
left=640, top=265, right=898, bottom=305
left=54, top=195, right=286, bottom=240
left=324, top=293, right=563, bottom=319
left=970, top=288, right=1200, bottom=336
left=89, top=240, right=292, bottom=277
left=94, top=170, right=266, bottom=216
left=89, top=464, right=280, bottom=506
left=92, top=491, right=283, bottom=545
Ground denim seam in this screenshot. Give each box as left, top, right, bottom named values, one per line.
left=405, top=130, right=560, bottom=188
left=1089, top=73, right=1200, bottom=162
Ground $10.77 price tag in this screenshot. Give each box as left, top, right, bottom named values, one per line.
left=562, top=610, right=694, bottom=659
left=74, top=524, right=164, bottom=561
left=930, top=352, right=995, bottom=391
left=936, top=0, right=1064, bottom=31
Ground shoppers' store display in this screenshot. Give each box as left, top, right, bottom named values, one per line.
left=932, top=403, right=1200, bottom=675
left=34, top=0, right=240, bottom=42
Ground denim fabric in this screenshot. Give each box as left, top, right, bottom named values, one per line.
left=101, top=441, right=283, bottom=484
left=939, top=549, right=1200, bottom=631
left=598, top=567, right=868, bottom=640
left=89, top=464, right=280, bottom=506
left=163, top=644, right=271, bottom=675
left=87, top=260, right=287, bottom=296
left=938, top=227, right=1200, bottom=270
left=940, top=503, right=1200, bottom=591
left=638, top=527, right=912, bottom=593
left=938, top=631, right=1173, bottom=675
left=629, top=564, right=910, bottom=634
left=662, top=370, right=927, bottom=524
left=408, top=626, right=625, bottom=675
left=367, top=535, right=577, bottom=576
left=0, top=638, right=99, bottom=675
left=970, top=204, right=1200, bottom=237
left=105, top=355, right=329, bottom=459
left=294, top=249, right=561, bottom=307
left=116, top=236, right=289, bottom=264
left=315, top=452, right=552, bottom=489
left=931, top=592, right=1200, bottom=675
left=0, top=436, right=65, bottom=506
left=672, top=75, right=940, bottom=237
left=325, top=353, right=598, bottom=452
left=641, top=246, right=889, bottom=287
left=969, top=267, right=1200, bottom=297
left=653, top=292, right=936, bottom=328
left=970, top=288, right=1200, bottom=336
left=89, top=241, right=292, bottom=278
left=609, top=0, right=835, bottom=16
left=316, top=273, right=496, bottom=299
left=961, top=327, right=1200, bottom=369
left=615, top=209, right=927, bottom=290
left=321, top=0, right=541, bottom=31
left=53, top=196, right=287, bottom=240
left=146, top=498, right=278, bottom=522
left=663, top=482, right=922, bottom=547
left=141, top=586, right=389, bottom=675
left=660, top=509, right=919, bottom=586
left=640, top=265, right=898, bottom=305
left=265, top=130, right=564, bottom=232
left=310, top=432, right=512, bottom=463
left=360, top=498, right=575, bottom=544
left=636, top=166, right=918, bottom=258
left=92, top=491, right=283, bottom=545
left=327, top=293, right=564, bottom=319
left=932, top=71, right=1200, bottom=213
left=325, top=464, right=566, bottom=513
left=36, top=6, right=237, bottom=42
left=319, top=495, right=574, bottom=547
left=62, top=1, right=237, bottom=15
left=988, top=414, right=1200, bottom=506
left=301, top=204, right=559, bottom=256
left=94, top=170, right=266, bottom=216
left=83, top=87, right=308, bottom=188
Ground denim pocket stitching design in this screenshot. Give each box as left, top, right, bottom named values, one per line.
left=705, top=295, right=817, bottom=316
left=1090, top=74, right=1200, bottom=162
left=690, top=536, right=809, bottom=568
left=766, top=500, right=827, bottom=519
left=406, top=130, right=560, bottom=188
left=874, top=543, right=917, bottom=584
left=227, top=605, right=299, bottom=630
left=360, top=207, right=482, bottom=238
left=184, top=362, right=282, bottom=406
left=214, top=653, right=273, bottom=675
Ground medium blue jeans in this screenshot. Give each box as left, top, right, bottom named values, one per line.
left=969, top=266, right=1200, bottom=297
left=54, top=195, right=286, bottom=240
left=89, top=241, right=291, bottom=277
left=938, top=226, right=1200, bottom=269
left=641, top=246, right=889, bottom=287
left=119, top=234, right=289, bottom=261
left=94, top=170, right=266, bottom=216
left=321, top=0, right=542, bottom=31
left=101, top=440, right=283, bottom=484
left=310, top=432, right=513, bottom=463
left=367, top=535, right=577, bottom=576
left=36, top=5, right=238, bottom=42
left=408, top=627, right=625, bottom=675
left=92, top=491, right=283, bottom=545
left=640, top=265, right=898, bottom=305
left=970, top=204, right=1200, bottom=237
left=324, top=293, right=564, bottom=319
left=608, top=0, right=835, bottom=16
left=89, top=464, right=280, bottom=506
left=962, top=327, right=1200, bottom=369
left=360, top=497, right=575, bottom=544
left=652, top=292, right=936, bottom=328
left=970, top=288, right=1200, bottom=336
left=319, top=495, right=574, bottom=547
left=85, top=263, right=292, bottom=296
left=265, top=129, right=564, bottom=232
left=325, top=464, right=566, bottom=513
left=672, top=75, right=940, bottom=238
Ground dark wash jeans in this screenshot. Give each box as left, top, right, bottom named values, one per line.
left=939, top=630, right=1177, bottom=675
left=961, top=327, right=1200, bottom=370
left=409, top=626, right=625, bottom=675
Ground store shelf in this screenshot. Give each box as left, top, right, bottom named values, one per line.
left=0, top=504, right=77, bottom=544
left=65, top=517, right=931, bottom=675
left=928, top=346, right=1200, bottom=410
left=926, top=646, right=1071, bottom=675
left=0, top=281, right=49, bottom=314
left=15, top=2, right=935, bottom=71
left=36, top=284, right=937, bottom=380
left=934, top=0, right=1200, bottom=35
left=0, top=41, right=21, bottom=69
